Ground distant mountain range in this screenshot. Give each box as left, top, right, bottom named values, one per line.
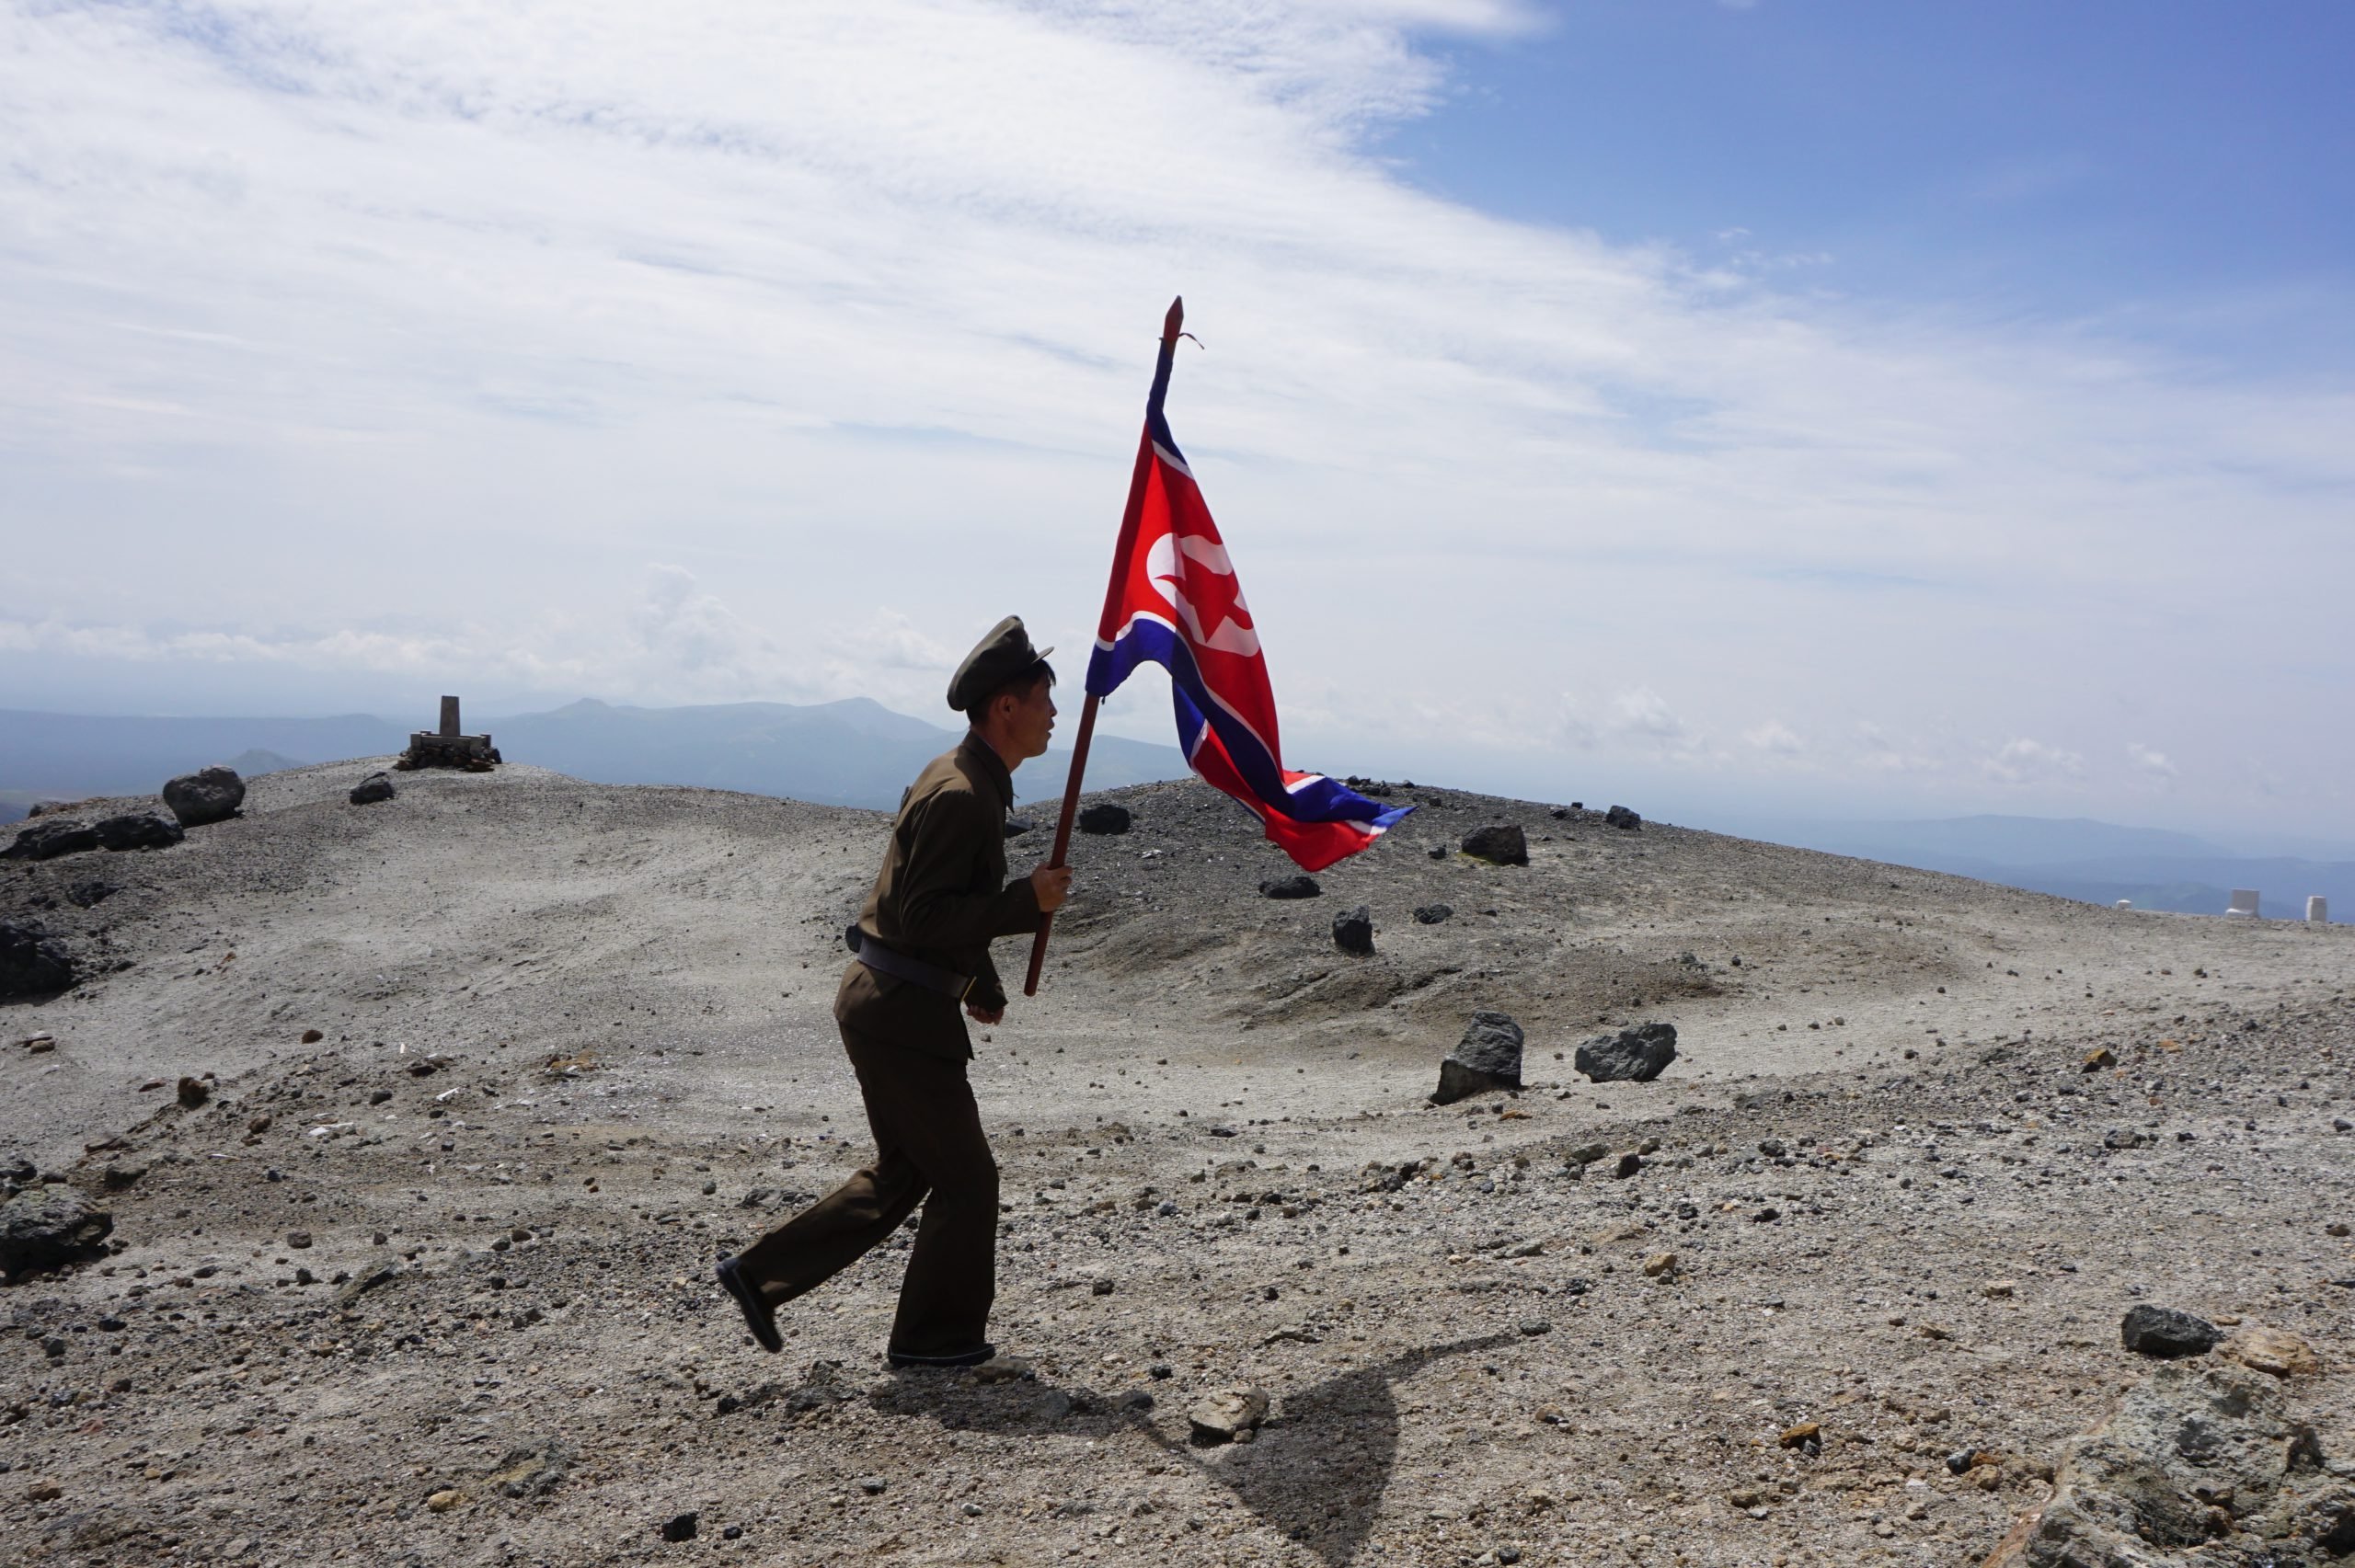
left=1731, top=813, right=2349, bottom=921
left=0, top=698, right=1188, bottom=819
left=3, top=706, right=2342, bottom=923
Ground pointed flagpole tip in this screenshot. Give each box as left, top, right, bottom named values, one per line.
left=1163, top=296, right=1184, bottom=345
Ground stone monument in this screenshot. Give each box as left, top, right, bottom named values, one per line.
left=2311, top=897, right=2330, bottom=925
left=398, top=695, right=500, bottom=772
left=2225, top=888, right=2260, bottom=919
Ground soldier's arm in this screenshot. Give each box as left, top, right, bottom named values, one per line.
left=892, top=793, right=1042, bottom=950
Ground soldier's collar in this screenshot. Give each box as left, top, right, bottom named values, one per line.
left=958, top=729, right=1015, bottom=807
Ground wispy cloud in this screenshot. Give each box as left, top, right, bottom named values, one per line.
left=0, top=1, right=2346, bottom=830
left=1982, top=738, right=2086, bottom=785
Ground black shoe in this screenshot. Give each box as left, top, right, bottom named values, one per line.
left=886, top=1342, right=996, bottom=1370
left=714, top=1256, right=782, bottom=1354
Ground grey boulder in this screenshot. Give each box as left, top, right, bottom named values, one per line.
left=1982, top=1361, right=2352, bottom=1565
left=93, top=813, right=183, bottom=851
left=1, top=1185, right=114, bottom=1282
left=349, top=773, right=397, bottom=806
left=1332, top=905, right=1374, bottom=956
left=162, top=766, right=245, bottom=828
left=1576, top=1023, right=1679, bottom=1083
left=1604, top=805, right=1642, bottom=830
left=0, top=921, right=76, bottom=997
left=1460, top=825, right=1528, bottom=865
left=4, top=818, right=98, bottom=861
left=1432, top=1011, right=1523, bottom=1104
left=1258, top=875, right=1320, bottom=899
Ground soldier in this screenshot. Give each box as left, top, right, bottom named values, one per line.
left=715, top=616, right=1073, bottom=1368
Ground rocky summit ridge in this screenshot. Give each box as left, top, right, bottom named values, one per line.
left=2, top=757, right=2351, bottom=1566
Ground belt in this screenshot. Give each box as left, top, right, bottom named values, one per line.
left=846, top=925, right=975, bottom=1000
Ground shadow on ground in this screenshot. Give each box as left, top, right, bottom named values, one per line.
left=865, top=1331, right=1519, bottom=1565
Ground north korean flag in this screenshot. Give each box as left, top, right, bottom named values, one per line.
left=1084, top=310, right=1410, bottom=873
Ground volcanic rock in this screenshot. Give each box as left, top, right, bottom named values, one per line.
left=93, top=813, right=184, bottom=852
left=0, top=1185, right=114, bottom=1282
left=1982, top=1362, right=2354, bottom=1565
left=1076, top=803, right=1131, bottom=835
left=1576, top=1023, right=1679, bottom=1083
left=1413, top=903, right=1453, bottom=924
left=161, top=765, right=245, bottom=828
left=4, top=818, right=99, bottom=861
left=1332, top=905, right=1374, bottom=956
left=0, top=921, right=76, bottom=997
left=1460, top=825, right=1528, bottom=865
left=349, top=773, right=396, bottom=806
left=1187, top=1385, right=1269, bottom=1446
left=1433, top=1011, right=1524, bottom=1104
left=1604, top=805, right=1642, bottom=830
left=2120, top=1305, right=2221, bottom=1359
left=1258, top=875, right=1320, bottom=899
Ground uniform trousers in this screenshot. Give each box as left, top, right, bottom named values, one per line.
left=735, top=1023, right=998, bottom=1358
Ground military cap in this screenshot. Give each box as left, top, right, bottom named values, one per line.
left=947, top=615, right=1053, bottom=713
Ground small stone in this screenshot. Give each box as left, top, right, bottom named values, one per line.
left=1642, top=1252, right=1677, bottom=1278
left=1092, top=1277, right=1115, bottom=1296
left=1331, top=905, right=1374, bottom=956
left=972, top=1355, right=1031, bottom=1383
left=1187, top=1385, right=1269, bottom=1446
left=1614, top=1152, right=1642, bottom=1179
left=286, top=1230, right=313, bottom=1249
left=369, top=1089, right=393, bottom=1105
left=1982, top=1279, right=2016, bottom=1299
left=658, top=1511, right=697, bottom=1541
left=300, top=1028, right=325, bottom=1044
left=2083, top=1047, right=2117, bottom=1072
left=177, top=1075, right=211, bottom=1110
left=1603, top=805, right=1641, bottom=830
left=1258, top=874, right=1320, bottom=899
left=857, top=1476, right=887, bottom=1494
left=1149, top=1363, right=1173, bottom=1379
left=1076, top=803, right=1131, bottom=835
left=426, top=1489, right=461, bottom=1512
left=1412, top=903, right=1453, bottom=924
left=1778, top=1422, right=1821, bottom=1448
left=349, top=773, right=396, bottom=806
left=100, top=1162, right=148, bottom=1190
left=722, top=1525, right=742, bottom=1539
left=1518, top=1318, right=1551, bottom=1337
left=247, top=1115, right=271, bottom=1137
left=1460, top=825, right=1528, bottom=865
left=2120, top=1305, right=2219, bottom=1358
left=2222, top=1326, right=2318, bottom=1378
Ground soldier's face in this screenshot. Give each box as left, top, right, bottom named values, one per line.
left=1002, top=678, right=1057, bottom=761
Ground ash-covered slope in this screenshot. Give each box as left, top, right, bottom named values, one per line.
left=6, top=761, right=2355, bottom=1568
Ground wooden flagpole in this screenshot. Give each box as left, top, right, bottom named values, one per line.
left=1024, top=296, right=1187, bottom=997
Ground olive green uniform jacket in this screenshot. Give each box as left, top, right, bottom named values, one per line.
left=833, top=733, right=1043, bottom=1061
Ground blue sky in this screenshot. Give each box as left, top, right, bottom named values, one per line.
left=1396, top=3, right=2355, bottom=356
left=0, top=0, right=2349, bottom=837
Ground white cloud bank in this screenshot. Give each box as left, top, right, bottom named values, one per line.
left=0, top=1, right=2348, bottom=830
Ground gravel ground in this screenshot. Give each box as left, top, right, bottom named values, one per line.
left=4, top=760, right=2352, bottom=1566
